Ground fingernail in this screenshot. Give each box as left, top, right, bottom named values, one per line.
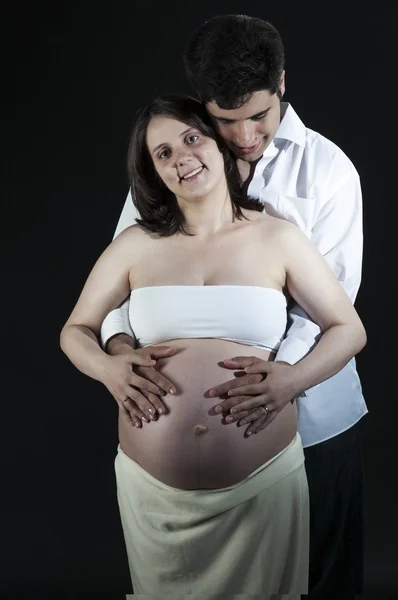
left=169, top=388, right=175, bottom=394
left=158, top=407, right=164, bottom=414
left=226, top=416, right=234, bottom=423
left=148, top=408, right=154, bottom=414
left=230, top=408, right=237, bottom=414
left=142, top=416, right=148, bottom=422
left=214, top=405, right=222, bottom=414
left=241, top=420, right=247, bottom=425
left=247, top=431, right=252, bottom=436
left=209, top=390, right=215, bottom=397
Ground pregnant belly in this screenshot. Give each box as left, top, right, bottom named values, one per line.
left=118, top=339, right=298, bottom=489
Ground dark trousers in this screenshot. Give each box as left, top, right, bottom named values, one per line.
left=303, top=423, right=364, bottom=599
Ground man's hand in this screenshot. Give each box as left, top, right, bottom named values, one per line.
left=100, top=342, right=178, bottom=428
left=208, top=357, right=298, bottom=436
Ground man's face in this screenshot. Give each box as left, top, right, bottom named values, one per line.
left=206, top=84, right=284, bottom=163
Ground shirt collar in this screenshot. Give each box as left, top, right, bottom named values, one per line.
left=274, top=102, right=306, bottom=147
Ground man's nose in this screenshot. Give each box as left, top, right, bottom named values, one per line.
left=234, top=121, right=256, bottom=147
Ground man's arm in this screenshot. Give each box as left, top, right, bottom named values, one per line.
left=275, top=167, right=363, bottom=395
left=100, top=190, right=138, bottom=350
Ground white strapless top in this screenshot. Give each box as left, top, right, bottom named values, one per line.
left=129, top=285, right=287, bottom=352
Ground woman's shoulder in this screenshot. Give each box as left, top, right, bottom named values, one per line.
left=107, top=224, right=157, bottom=260
left=242, top=209, right=298, bottom=236
left=243, top=212, right=311, bottom=258
left=112, top=224, right=154, bottom=246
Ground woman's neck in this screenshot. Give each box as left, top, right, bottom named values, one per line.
left=177, top=182, right=235, bottom=237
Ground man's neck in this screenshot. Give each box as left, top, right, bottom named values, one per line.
left=237, top=156, right=262, bottom=186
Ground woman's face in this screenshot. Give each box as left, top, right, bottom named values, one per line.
left=146, top=115, right=226, bottom=201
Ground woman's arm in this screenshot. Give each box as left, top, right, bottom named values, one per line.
left=210, top=221, right=366, bottom=427
left=60, top=226, right=138, bottom=379
left=60, top=227, right=177, bottom=425
left=281, top=220, right=366, bottom=392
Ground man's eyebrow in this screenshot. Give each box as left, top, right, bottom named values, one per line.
left=214, top=108, right=270, bottom=123
left=151, top=128, right=194, bottom=154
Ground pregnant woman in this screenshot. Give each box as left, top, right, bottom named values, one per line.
left=60, top=95, right=366, bottom=597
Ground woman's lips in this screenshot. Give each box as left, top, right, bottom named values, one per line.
left=180, top=165, right=204, bottom=182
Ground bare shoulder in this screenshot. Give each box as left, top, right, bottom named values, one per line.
left=113, top=224, right=146, bottom=243
left=110, top=224, right=154, bottom=253
left=242, top=209, right=300, bottom=239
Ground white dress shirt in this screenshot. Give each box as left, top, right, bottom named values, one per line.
left=100, top=103, right=367, bottom=448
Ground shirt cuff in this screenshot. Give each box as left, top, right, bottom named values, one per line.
left=275, top=338, right=319, bottom=398
left=100, top=309, right=135, bottom=350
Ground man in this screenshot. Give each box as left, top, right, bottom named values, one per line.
left=101, top=15, right=367, bottom=599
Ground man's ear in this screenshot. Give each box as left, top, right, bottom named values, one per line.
left=279, top=70, right=286, bottom=97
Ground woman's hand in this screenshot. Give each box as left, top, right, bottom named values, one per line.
left=208, top=357, right=299, bottom=435
left=100, top=346, right=178, bottom=428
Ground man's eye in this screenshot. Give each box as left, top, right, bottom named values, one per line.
left=187, top=135, right=199, bottom=144
left=252, top=113, right=267, bottom=121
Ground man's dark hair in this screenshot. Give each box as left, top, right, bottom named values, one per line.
left=183, top=14, right=284, bottom=109
left=127, top=94, right=263, bottom=237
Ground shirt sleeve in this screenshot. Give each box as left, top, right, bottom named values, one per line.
left=275, top=167, right=363, bottom=396
left=112, top=190, right=140, bottom=241
left=100, top=190, right=140, bottom=349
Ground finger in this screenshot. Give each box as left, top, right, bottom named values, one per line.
left=149, top=346, right=178, bottom=359
left=213, top=395, right=255, bottom=415
left=118, top=401, right=135, bottom=426
left=228, top=382, right=267, bottom=397
left=125, top=388, right=156, bottom=422
left=229, top=394, right=269, bottom=413
left=130, top=373, right=163, bottom=395
left=123, top=398, right=147, bottom=423
left=257, top=411, right=279, bottom=432
left=126, top=354, right=157, bottom=367
left=137, top=367, right=177, bottom=396
left=244, top=362, right=274, bottom=374
left=140, top=389, right=166, bottom=418
left=237, top=406, right=269, bottom=425
left=247, top=410, right=279, bottom=435
left=245, top=414, right=268, bottom=436
left=209, top=373, right=263, bottom=399
left=119, top=400, right=143, bottom=428
left=221, top=356, right=262, bottom=369
left=147, top=392, right=168, bottom=416
left=224, top=409, right=252, bottom=423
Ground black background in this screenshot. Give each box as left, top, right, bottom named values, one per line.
left=2, top=1, right=396, bottom=597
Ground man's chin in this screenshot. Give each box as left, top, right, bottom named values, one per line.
left=230, top=139, right=267, bottom=162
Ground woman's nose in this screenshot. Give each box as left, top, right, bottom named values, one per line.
left=175, top=148, right=193, bottom=166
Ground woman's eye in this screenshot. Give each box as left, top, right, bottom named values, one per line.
left=187, top=135, right=199, bottom=144
left=159, top=149, right=170, bottom=159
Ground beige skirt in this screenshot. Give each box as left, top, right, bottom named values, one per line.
left=115, top=433, right=309, bottom=599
